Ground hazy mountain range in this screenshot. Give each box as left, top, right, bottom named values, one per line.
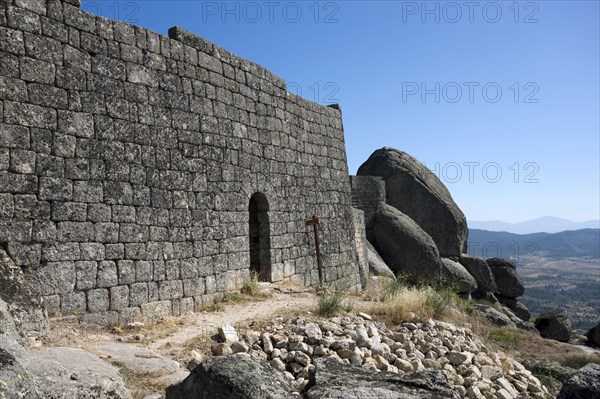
left=467, top=228, right=600, bottom=260
left=468, top=216, right=600, bottom=235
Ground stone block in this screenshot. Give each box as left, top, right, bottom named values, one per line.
left=80, top=242, right=105, bottom=261
left=140, top=300, right=171, bottom=322
left=118, top=307, right=142, bottom=325
left=61, top=291, right=86, bottom=313
left=129, top=282, right=148, bottom=306
left=135, top=260, right=153, bottom=282
left=87, top=288, right=109, bottom=312
left=0, top=123, right=31, bottom=149
left=74, top=180, right=103, bottom=203
left=105, top=243, right=124, bottom=259
left=0, top=193, right=14, bottom=217
left=39, top=176, right=73, bottom=201
left=117, top=260, right=135, bottom=284
left=109, top=285, right=129, bottom=311
left=51, top=201, right=87, bottom=221
left=87, top=203, right=111, bottom=222
left=75, top=261, right=97, bottom=290
left=97, top=260, right=118, bottom=287
left=8, top=149, right=35, bottom=174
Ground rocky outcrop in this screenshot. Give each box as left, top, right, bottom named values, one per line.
left=459, top=255, right=497, bottom=296
left=472, top=303, right=537, bottom=333
left=486, top=258, right=525, bottom=299
left=371, top=204, right=443, bottom=282
left=498, top=296, right=532, bottom=322
left=0, top=336, right=132, bottom=399
left=366, top=242, right=395, bottom=279
left=587, top=323, right=600, bottom=347
left=557, top=363, right=600, bottom=399
left=535, top=309, right=572, bottom=342
left=306, top=357, right=459, bottom=399
left=166, top=354, right=293, bottom=399
left=440, top=258, right=477, bottom=294
left=357, top=147, right=468, bottom=257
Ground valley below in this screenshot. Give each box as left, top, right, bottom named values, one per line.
left=468, top=228, right=600, bottom=333
left=518, top=256, right=600, bottom=333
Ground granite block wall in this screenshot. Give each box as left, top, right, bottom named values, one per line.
left=349, top=175, right=385, bottom=226
left=0, top=0, right=361, bottom=324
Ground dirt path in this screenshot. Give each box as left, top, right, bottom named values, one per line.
left=149, top=288, right=316, bottom=353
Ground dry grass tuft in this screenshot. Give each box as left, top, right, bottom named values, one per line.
left=368, top=277, right=460, bottom=324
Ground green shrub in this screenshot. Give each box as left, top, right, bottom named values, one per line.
left=315, top=280, right=354, bottom=317
left=240, top=273, right=259, bottom=296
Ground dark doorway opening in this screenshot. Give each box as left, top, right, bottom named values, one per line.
left=249, top=192, right=271, bottom=282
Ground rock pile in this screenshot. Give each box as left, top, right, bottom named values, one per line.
left=201, top=314, right=551, bottom=398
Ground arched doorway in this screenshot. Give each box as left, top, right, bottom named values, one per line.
left=249, top=193, right=271, bottom=282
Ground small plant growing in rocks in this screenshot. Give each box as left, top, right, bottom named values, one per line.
left=315, top=281, right=354, bottom=317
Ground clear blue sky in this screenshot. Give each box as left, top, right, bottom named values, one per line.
left=82, top=0, right=600, bottom=223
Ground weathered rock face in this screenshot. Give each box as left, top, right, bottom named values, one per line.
left=587, top=323, right=600, bottom=347
left=365, top=242, right=395, bottom=279
left=486, top=258, right=525, bottom=299
left=472, top=303, right=537, bottom=333
left=305, top=357, right=459, bottom=399
left=166, top=354, right=293, bottom=399
left=357, top=148, right=468, bottom=257
left=0, top=336, right=132, bottom=399
left=371, top=203, right=443, bottom=282
left=557, top=363, right=600, bottom=399
left=535, top=309, right=572, bottom=342
left=497, top=296, right=532, bottom=322
left=459, top=255, right=497, bottom=296
left=440, top=258, right=477, bottom=294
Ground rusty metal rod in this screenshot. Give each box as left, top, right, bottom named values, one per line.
left=313, top=220, right=323, bottom=286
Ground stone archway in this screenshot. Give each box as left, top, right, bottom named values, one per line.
left=249, top=193, right=272, bottom=282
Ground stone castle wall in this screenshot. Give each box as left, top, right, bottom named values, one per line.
left=349, top=175, right=385, bottom=226
left=0, top=0, right=360, bottom=324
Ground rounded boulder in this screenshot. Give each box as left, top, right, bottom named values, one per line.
left=357, top=147, right=468, bottom=257
left=486, top=258, right=525, bottom=299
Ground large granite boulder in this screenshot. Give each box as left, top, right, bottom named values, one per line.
left=486, top=258, right=525, bottom=299
left=587, top=323, right=600, bottom=347
left=357, top=147, right=468, bottom=257
left=371, top=203, right=443, bottom=283
left=166, top=354, right=292, bottom=399
left=535, top=309, right=572, bottom=342
left=459, top=255, right=497, bottom=296
left=557, top=363, right=600, bottom=399
left=440, top=258, right=477, bottom=294
left=366, top=242, right=395, bottom=279
left=305, top=357, right=460, bottom=399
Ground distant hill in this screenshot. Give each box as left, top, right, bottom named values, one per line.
left=468, top=217, right=600, bottom=234
left=467, top=228, right=600, bottom=260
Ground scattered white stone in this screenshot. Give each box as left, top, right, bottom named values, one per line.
left=218, top=325, right=238, bottom=343
left=357, top=312, right=372, bottom=321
